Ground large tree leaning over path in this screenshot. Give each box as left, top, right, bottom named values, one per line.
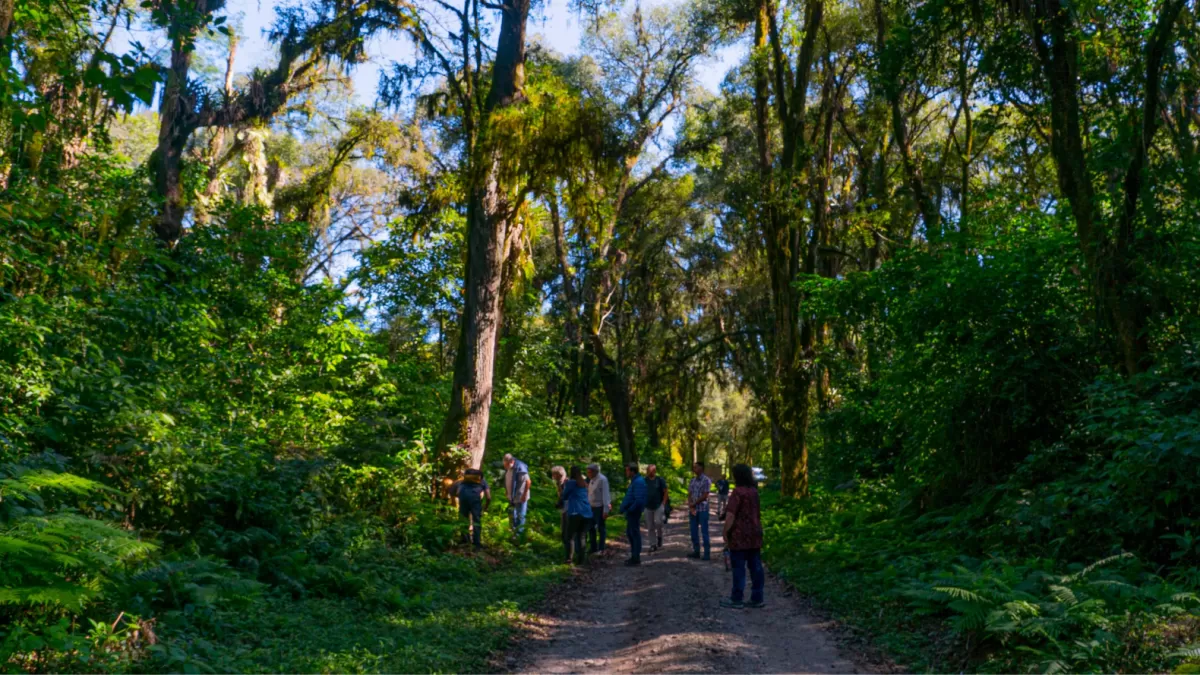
left=436, top=0, right=532, bottom=470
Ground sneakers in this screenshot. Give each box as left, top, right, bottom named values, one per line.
left=702, top=553, right=711, bottom=561
left=720, top=598, right=744, bottom=609
left=745, top=600, right=765, bottom=608
left=624, top=558, right=641, bottom=566
left=687, top=551, right=700, bottom=559
left=649, top=544, right=658, bottom=553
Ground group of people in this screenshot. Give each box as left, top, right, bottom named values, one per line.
left=450, top=454, right=765, bottom=609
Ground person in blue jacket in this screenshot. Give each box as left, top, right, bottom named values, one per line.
left=556, top=465, right=593, bottom=564
left=619, top=462, right=648, bottom=566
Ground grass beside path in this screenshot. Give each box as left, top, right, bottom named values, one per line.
left=153, top=503, right=572, bottom=674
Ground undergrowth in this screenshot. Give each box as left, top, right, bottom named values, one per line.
left=762, top=485, right=1200, bottom=673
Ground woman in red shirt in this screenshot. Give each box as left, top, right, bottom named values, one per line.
left=720, top=463, right=764, bottom=609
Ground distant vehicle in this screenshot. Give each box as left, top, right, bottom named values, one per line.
left=752, top=467, right=767, bottom=483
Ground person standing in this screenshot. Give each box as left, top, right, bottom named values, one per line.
left=503, top=454, right=531, bottom=540
left=586, top=463, right=611, bottom=552
left=720, top=463, right=765, bottom=609
left=450, top=468, right=491, bottom=549
left=557, top=466, right=593, bottom=564
left=618, top=462, right=648, bottom=566
left=551, top=465, right=568, bottom=550
left=643, top=464, right=668, bottom=552
left=687, top=461, right=712, bottom=560
left=716, top=475, right=730, bottom=519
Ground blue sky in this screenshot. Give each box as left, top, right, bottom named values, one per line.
left=212, top=0, right=739, bottom=103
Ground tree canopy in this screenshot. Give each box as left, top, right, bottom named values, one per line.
left=3, top=0, right=1200, bottom=669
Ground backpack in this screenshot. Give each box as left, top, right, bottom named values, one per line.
left=458, top=469, right=486, bottom=501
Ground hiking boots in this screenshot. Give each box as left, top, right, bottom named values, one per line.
left=624, top=558, right=641, bottom=566
left=719, top=598, right=744, bottom=609
left=687, top=551, right=700, bottom=559
left=745, top=600, right=765, bottom=608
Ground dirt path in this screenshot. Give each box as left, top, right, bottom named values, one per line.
left=506, top=503, right=865, bottom=674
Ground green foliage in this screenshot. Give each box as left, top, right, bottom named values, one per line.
left=806, top=222, right=1097, bottom=495
left=762, top=487, right=1200, bottom=673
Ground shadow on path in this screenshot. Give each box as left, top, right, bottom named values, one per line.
left=508, top=502, right=863, bottom=674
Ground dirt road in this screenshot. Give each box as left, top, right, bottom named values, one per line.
left=506, top=502, right=865, bottom=674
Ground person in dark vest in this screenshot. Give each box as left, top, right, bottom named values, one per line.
left=450, top=468, right=491, bottom=549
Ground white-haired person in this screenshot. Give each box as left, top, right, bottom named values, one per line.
left=586, top=463, right=611, bottom=552
left=503, top=454, right=531, bottom=540
left=551, top=465, right=568, bottom=549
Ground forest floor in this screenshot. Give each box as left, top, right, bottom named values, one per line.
left=503, top=504, right=881, bottom=674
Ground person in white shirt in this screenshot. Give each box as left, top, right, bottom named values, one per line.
left=586, top=463, right=612, bottom=552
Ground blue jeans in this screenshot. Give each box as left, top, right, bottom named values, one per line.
left=689, top=506, right=710, bottom=556
left=730, top=548, right=765, bottom=604
left=509, top=500, right=528, bottom=537
left=589, top=511, right=607, bottom=551
left=624, top=507, right=644, bottom=560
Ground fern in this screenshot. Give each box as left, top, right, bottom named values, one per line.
left=1048, top=585, right=1078, bottom=606
left=1064, top=553, right=1133, bottom=583
left=934, top=585, right=992, bottom=605
left=0, top=463, right=155, bottom=611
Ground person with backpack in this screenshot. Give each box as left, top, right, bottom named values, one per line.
left=450, top=468, right=491, bottom=549
left=720, top=463, right=765, bottom=609
left=503, top=454, right=531, bottom=540
left=556, top=466, right=593, bottom=564
left=716, top=475, right=730, bottom=519
left=618, top=462, right=648, bottom=566
left=644, top=464, right=668, bottom=552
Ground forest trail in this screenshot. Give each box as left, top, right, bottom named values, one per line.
left=505, top=504, right=865, bottom=674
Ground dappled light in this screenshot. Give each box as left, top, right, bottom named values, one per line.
left=2, top=0, right=1200, bottom=671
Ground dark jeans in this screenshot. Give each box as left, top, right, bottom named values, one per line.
left=625, top=507, right=644, bottom=560
left=459, top=495, right=483, bottom=547
left=730, top=548, right=765, bottom=604
left=589, top=511, right=607, bottom=551
left=564, top=514, right=589, bottom=563
left=689, top=505, right=711, bottom=555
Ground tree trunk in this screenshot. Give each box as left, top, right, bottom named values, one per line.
left=769, top=417, right=782, bottom=474
left=592, top=335, right=637, bottom=464
left=759, top=0, right=823, bottom=498
left=874, top=0, right=939, bottom=237
left=436, top=0, right=531, bottom=470
left=1019, top=0, right=1182, bottom=375
left=154, top=0, right=210, bottom=245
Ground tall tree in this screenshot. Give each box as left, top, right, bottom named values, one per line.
left=434, top=0, right=534, bottom=469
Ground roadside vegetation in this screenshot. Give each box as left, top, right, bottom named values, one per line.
left=3, top=0, right=1200, bottom=670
